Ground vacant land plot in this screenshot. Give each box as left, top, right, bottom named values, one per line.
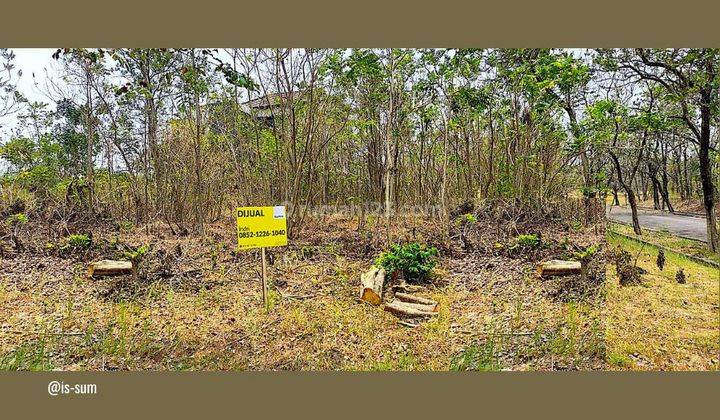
left=0, top=211, right=606, bottom=371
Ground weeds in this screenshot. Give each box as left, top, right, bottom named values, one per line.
left=613, top=249, right=643, bottom=286
left=656, top=249, right=666, bottom=271
left=0, top=339, right=54, bottom=371
left=451, top=339, right=503, bottom=371
left=675, top=268, right=686, bottom=284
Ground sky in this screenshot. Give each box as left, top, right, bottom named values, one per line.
left=0, top=48, right=60, bottom=134
left=9, top=48, right=58, bottom=102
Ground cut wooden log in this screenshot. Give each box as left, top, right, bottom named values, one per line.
left=383, top=301, right=438, bottom=318
left=360, top=266, right=386, bottom=305
left=394, top=292, right=439, bottom=311
left=536, top=260, right=582, bottom=277
left=392, top=283, right=426, bottom=293
left=88, top=260, right=133, bottom=277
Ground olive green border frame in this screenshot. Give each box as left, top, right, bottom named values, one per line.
left=1, top=0, right=720, bottom=417
left=2, top=372, right=720, bottom=418
left=3, top=0, right=720, bottom=47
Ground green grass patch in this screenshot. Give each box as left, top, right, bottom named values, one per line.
left=609, top=222, right=720, bottom=265
left=605, top=233, right=719, bottom=371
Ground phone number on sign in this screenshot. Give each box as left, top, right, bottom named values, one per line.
left=237, top=229, right=286, bottom=239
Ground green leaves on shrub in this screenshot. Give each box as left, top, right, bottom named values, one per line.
left=455, top=213, right=477, bottom=225
left=5, top=213, right=28, bottom=226
left=375, top=242, right=438, bottom=283
left=512, top=234, right=541, bottom=250
left=123, top=244, right=149, bottom=262
left=60, top=234, right=91, bottom=252
left=573, top=244, right=599, bottom=261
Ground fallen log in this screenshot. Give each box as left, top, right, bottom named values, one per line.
left=383, top=301, right=438, bottom=318
left=88, top=260, right=133, bottom=277
left=392, top=283, right=426, bottom=293
left=397, top=320, right=420, bottom=328
left=536, top=260, right=582, bottom=277
left=360, top=266, right=386, bottom=305
left=394, top=292, right=438, bottom=311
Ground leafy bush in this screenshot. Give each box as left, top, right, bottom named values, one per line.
left=15, top=165, right=60, bottom=193
left=513, top=234, right=541, bottom=249
left=375, top=242, right=438, bottom=283
left=0, top=182, right=34, bottom=216
left=123, top=244, right=149, bottom=262
left=573, top=244, right=599, bottom=261
left=5, top=213, right=28, bottom=226
left=61, top=234, right=92, bottom=252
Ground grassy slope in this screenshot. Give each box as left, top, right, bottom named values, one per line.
left=609, top=222, right=720, bottom=265
left=605, top=233, right=720, bottom=371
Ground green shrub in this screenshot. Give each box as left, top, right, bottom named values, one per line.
left=456, top=213, right=477, bottom=225
left=375, top=242, right=438, bottom=283
left=5, top=213, right=28, bottom=226
left=514, top=234, right=541, bottom=249
left=573, top=244, right=599, bottom=261
left=123, top=244, right=149, bottom=262
left=61, top=234, right=92, bottom=251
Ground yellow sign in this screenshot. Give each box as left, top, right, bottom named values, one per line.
left=236, top=206, right=288, bottom=250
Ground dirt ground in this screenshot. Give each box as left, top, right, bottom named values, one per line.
left=1, top=208, right=607, bottom=371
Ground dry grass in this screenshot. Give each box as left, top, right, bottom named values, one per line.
left=1, top=214, right=606, bottom=371
left=605, top=233, right=720, bottom=371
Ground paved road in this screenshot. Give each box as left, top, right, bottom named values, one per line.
left=607, top=206, right=708, bottom=243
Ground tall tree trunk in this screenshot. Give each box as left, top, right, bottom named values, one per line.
left=699, top=84, right=719, bottom=252
left=610, top=151, right=642, bottom=235
left=384, top=49, right=394, bottom=245
left=85, top=61, right=95, bottom=217
left=612, top=186, right=620, bottom=206
left=626, top=189, right=642, bottom=235
left=440, top=118, right=449, bottom=219
left=651, top=175, right=661, bottom=210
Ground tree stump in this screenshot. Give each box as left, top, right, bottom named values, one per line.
left=536, top=260, right=582, bottom=277
left=88, top=260, right=133, bottom=277
left=360, top=266, right=386, bottom=305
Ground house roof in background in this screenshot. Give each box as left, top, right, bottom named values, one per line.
left=242, top=92, right=298, bottom=109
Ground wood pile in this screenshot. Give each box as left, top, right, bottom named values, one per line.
left=359, top=267, right=439, bottom=321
